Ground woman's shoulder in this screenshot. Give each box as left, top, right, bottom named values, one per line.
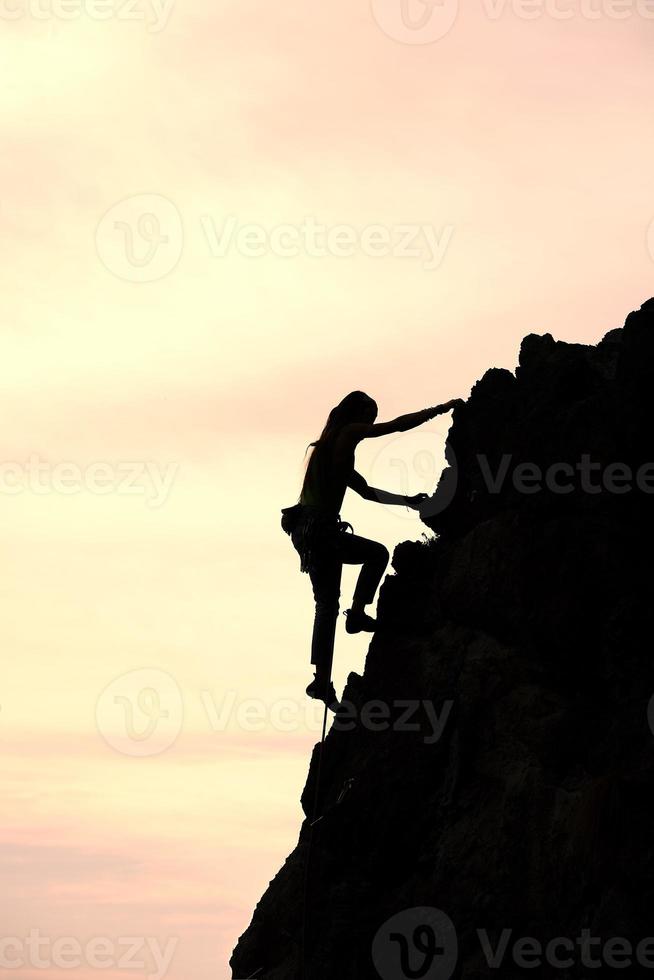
left=335, top=423, right=371, bottom=449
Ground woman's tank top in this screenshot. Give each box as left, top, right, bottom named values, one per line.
left=300, top=436, right=346, bottom=516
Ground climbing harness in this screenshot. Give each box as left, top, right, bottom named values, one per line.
left=281, top=503, right=353, bottom=576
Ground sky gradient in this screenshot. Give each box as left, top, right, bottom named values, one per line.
left=2, top=1, right=654, bottom=977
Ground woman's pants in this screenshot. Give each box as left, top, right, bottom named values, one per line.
left=294, top=527, right=389, bottom=681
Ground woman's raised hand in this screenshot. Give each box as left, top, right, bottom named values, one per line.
left=432, top=398, right=464, bottom=416
left=405, top=492, right=429, bottom=509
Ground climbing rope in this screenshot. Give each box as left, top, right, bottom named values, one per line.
left=300, top=671, right=331, bottom=980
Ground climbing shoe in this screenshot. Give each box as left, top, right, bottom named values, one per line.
left=306, top=676, right=341, bottom=713
left=344, top=608, right=377, bottom=634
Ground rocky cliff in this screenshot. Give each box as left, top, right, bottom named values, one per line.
left=231, top=298, right=654, bottom=979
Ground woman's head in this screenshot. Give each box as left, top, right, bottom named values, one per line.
left=322, top=391, right=378, bottom=433
left=300, top=392, right=377, bottom=498
left=329, top=390, right=378, bottom=428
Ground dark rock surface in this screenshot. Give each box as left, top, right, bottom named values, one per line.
left=231, top=299, right=654, bottom=980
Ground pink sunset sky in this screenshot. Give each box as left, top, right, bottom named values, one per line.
left=2, top=1, right=654, bottom=977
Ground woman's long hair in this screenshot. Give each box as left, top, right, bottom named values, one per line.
left=300, top=391, right=377, bottom=501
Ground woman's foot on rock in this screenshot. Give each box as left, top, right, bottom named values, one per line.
left=344, top=608, right=377, bottom=634
left=306, top=676, right=341, bottom=712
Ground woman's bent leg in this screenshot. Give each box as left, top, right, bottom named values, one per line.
left=338, top=533, right=390, bottom=611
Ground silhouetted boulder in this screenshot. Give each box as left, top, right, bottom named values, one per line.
left=231, top=299, right=654, bottom=980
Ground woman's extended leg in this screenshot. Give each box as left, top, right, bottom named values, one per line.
left=307, top=552, right=342, bottom=694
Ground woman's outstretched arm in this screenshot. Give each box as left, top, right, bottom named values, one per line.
left=342, top=399, right=463, bottom=445
left=348, top=470, right=425, bottom=508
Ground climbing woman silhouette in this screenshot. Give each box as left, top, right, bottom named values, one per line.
left=281, top=391, right=461, bottom=711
